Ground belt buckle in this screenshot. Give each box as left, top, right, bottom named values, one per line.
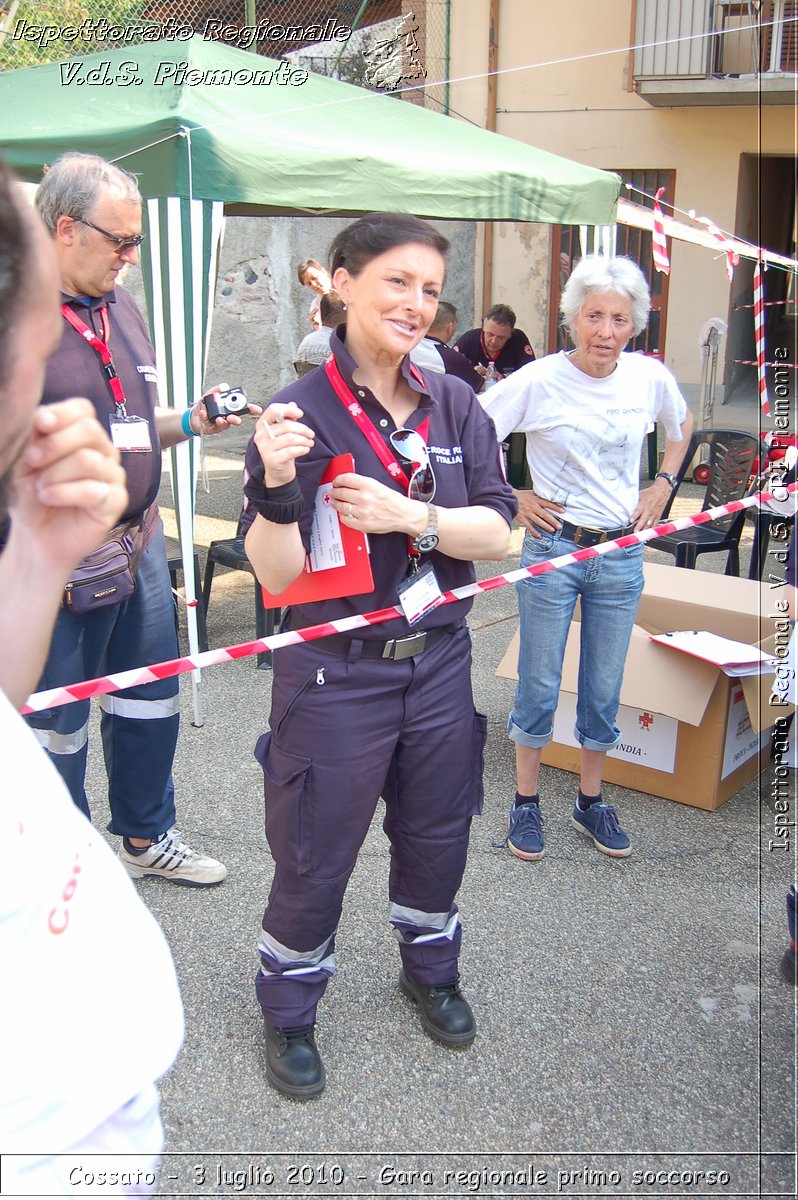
left=573, top=526, right=588, bottom=548
left=383, top=631, right=427, bottom=660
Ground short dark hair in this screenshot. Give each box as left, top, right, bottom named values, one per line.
left=297, top=256, right=323, bottom=285
left=484, top=303, right=516, bottom=328
left=329, top=212, right=448, bottom=277
left=320, top=290, right=346, bottom=326
left=435, top=300, right=457, bottom=323
left=0, top=158, right=36, bottom=380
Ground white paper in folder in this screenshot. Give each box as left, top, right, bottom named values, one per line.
left=648, top=630, right=777, bottom=677
left=652, top=628, right=772, bottom=676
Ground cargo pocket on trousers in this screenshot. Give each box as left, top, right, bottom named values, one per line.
left=255, top=732, right=314, bottom=874
left=469, top=711, right=489, bottom=816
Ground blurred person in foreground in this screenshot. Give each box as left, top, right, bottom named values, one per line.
left=482, top=255, right=693, bottom=861
left=0, top=159, right=183, bottom=1196
left=243, top=212, right=517, bottom=1099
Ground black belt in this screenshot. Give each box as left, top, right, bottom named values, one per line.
left=312, top=623, right=460, bottom=661
left=559, top=520, right=635, bottom=548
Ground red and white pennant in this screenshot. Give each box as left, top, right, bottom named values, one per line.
left=652, top=187, right=670, bottom=275
left=695, top=215, right=740, bottom=281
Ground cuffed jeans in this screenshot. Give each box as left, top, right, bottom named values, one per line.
left=509, top=527, right=644, bottom=752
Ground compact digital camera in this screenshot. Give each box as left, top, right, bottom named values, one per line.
left=205, top=386, right=249, bottom=421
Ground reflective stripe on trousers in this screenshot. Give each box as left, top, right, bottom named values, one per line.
left=254, top=625, right=485, bottom=1028
left=25, top=524, right=180, bottom=839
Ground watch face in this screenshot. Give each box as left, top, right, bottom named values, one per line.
left=415, top=532, right=440, bottom=553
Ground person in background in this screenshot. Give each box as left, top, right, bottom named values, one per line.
left=25, top=152, right=259, bottom=887
left=0, top=157, right=183, bottom=1198
left=243, top=211, right=517, bottom=1100
left=297, top=256, right=332, bottom=330
left=481, top=255, right=693, bottom=862
left=454, top=303, right=535, bottom=380
left=294, top=290, right=346, bottom=374
left=411, top=301, right=482, bottom=392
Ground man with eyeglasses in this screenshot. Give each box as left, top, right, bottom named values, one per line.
left=25, top=152, right=254, bottom=886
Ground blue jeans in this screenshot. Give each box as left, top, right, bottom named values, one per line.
left=509, top=528, right=644, bottom=752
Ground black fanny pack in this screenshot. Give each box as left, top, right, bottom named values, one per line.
left=62, top=517, right=146, bottom=615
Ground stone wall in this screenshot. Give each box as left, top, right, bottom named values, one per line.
left=128, top=214, right=478, bottom=406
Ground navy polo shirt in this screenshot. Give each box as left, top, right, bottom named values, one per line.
left=244, top=330, right=517, bottom=640
left=453, top=326, right=536, bottom=376
left=43, top=287, right=162, bottom=524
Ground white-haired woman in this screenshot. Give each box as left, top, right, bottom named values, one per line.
left=482, top=255, right=693, bottom=861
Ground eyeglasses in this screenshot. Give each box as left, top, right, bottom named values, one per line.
left=390, top=427, right=436, bottom=502
left=77, top=218, right=145, bottom=254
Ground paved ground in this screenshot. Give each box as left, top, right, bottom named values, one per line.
left=81, top=386, right=797, bottom=1199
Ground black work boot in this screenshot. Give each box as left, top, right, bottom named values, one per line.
left=263, top=1021, right=325, bottom=1099
left=399, top=970, right=476, bottom=1046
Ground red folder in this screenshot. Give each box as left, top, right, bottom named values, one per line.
left=261, top=454, right=374, bottom=609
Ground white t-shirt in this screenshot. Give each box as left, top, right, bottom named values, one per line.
left=295, top=325, right=333, bottom=367
left=0, top=689, right=184, bottom=1188
left=481, top=350, right=688, bottom=528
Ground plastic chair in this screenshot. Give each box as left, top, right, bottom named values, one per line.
left=202, top=530, right=278, bottom=669
left=647, top=429, right=766, bottom=576
left=747, top=455, right=796, bottom=579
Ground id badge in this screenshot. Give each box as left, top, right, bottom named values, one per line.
left=109, top=415, right=152, bottom=453
left=396, top=562, right=445, bottom=626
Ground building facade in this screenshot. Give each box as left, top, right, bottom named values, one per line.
left=444, top=0, right=796, bottom=405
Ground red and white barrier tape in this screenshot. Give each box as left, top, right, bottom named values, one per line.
left=753, top=261, right=769, bottom=416
left=22, top=484, right=797, bottom=716
left=734, top=360, right=798, bottom=370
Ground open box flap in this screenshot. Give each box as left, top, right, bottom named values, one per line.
left=640, top=564, right=772, bottom=643
left=496, top=623, right=721, bottom=726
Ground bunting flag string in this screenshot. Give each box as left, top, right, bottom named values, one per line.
left=652, top=187, right=670, bottom=275
left=753, top=261, right=769, bottom=416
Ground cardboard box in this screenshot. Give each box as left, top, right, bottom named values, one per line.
left=495, top=563, right=790, bottom=811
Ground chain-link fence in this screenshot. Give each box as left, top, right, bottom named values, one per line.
left=0, top=1, right=452, bottom=111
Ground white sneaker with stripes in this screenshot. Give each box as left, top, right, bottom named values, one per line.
left=118, top=827, right=227, bottom=886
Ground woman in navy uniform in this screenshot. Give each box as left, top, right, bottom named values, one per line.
left=243, top=212, right=517, bottom=1099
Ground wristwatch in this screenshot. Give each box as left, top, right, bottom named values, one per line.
left=655, top=472, right=679, bottom=489
left=412, top=503, right=440, bottom=553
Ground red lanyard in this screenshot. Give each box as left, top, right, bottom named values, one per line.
left=61, top=303, right=128, bottom=414
left=323, top=356, right=429, bottom=492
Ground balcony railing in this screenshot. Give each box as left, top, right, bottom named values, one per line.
left=634, top=0, right=796, bottom=80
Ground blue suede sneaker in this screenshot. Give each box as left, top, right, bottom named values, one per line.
left=571, top=801, right=631, bottom=857
left=507, top=801, right=545, bottom=861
